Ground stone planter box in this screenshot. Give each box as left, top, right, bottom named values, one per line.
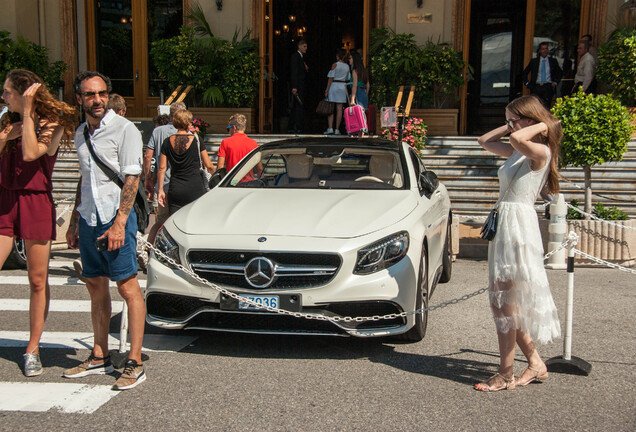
left=539, top=218, right=635, bottom=265
left=374, top=108, right=459, bottom=136
left=567, top=219, right=635, bottom=265
left=189, top=107, right=256, bottom=134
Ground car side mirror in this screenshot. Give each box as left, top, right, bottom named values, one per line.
left=419, top=170, right=438, bottom=197
left=208, top=167, right=227, bottom=189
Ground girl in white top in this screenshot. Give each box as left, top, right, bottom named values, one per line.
left=324, top=49, right=350, bottom=135
left=475, top=95, right=562, bottom=392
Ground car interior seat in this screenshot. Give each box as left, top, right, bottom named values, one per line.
left=277, top=154, right=317, bottom=185
left=369, top=154, right=403, bottom=187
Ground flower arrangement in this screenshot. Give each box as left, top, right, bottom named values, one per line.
left=190, top=117, right=209, bottom=137
left=382, top=117, right=427, bottom=150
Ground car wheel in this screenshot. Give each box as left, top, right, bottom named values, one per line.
left=398, top=243, right=429, bottom=342
left=4, top=237, right=27, bottom=270
left=439, top=218, right=453, bottom=283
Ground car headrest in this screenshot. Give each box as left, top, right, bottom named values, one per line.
left=369, top=154, right=395, bottom=181
left=287, top=154, right=314, bottom=180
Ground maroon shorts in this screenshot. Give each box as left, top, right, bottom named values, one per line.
left=0, top=186, right=56, bottom=241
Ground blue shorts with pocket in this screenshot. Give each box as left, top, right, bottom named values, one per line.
left=78, top=210, right=138, bottom=282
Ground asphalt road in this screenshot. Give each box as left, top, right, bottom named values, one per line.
left=0, top=250, right=634, bottom=431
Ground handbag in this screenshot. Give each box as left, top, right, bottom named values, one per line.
left=315, top=99, right=334, bottom=116
left=480, top=161, right=523, bottom=241
left=196, top=134, right=212, bottom=190
left=83, top=127, right=150, bottom=234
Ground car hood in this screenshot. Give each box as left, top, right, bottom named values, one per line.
left=172, top=188, right=418, bottom=238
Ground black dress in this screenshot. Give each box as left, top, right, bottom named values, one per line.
left=161, top=134, right=205, bottom=215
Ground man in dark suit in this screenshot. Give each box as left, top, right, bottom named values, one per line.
left=522, top=42, right=563, bottom=108
left=288, top=39, right=308, bottom=134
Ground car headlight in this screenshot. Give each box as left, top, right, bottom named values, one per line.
left=354, top=231, right=409, bottom=275
left=154, top=228, right=181, bottom=267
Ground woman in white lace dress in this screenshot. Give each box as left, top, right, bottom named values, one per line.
left=475, top=95, right=562, bottom=392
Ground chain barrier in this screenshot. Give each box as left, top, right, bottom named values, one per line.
left=137, top=234, right=492, bottom=323
left=136, top=233, right=584, bottom=324
left=566, top=204, right=635, bottom=231
left=573, top=249, right=636, bottom=275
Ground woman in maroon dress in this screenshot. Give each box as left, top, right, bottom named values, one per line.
left=0, top=69, right=76, bottom=376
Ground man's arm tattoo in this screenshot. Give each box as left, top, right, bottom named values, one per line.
left=119, top=175, right=140, bottom=216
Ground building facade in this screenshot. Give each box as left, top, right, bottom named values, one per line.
left=0, top=0, right=630, bottom=134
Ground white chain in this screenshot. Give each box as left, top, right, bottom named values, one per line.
left=567, top=204, right=636, bottom=231
left=137, top=235, right=488, bottom=322
left=543, top=236, right=574, bottom=260
left=573, top=249, right=636, bottom=275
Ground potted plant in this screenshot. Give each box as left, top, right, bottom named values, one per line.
left=149, top=3, right=260, bottom=133
left=369, top=29, right=466, bottom=135
left=596, top=27, right=636, bottom=108
left=0, top=31, right=67, bottom=92
left=382, top=117, right=427, bottom=150
left=552, top=89, right=635, bottom=216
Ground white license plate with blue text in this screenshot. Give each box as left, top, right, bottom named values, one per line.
left=238, top=295, right=279, bottom=310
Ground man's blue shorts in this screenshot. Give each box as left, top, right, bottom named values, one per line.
left=79, top=211, right=138, bottom=282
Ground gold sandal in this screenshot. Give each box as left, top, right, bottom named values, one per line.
left=475, top=373, right=516, bottom=392
left=516, top=366, right=549, bottom=386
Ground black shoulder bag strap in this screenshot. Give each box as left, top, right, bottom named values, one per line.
left=83, top=125, right=149, bottom=233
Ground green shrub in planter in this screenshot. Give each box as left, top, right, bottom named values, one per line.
left=552, top=89, right=635, bottom=216
left=597, top=28, right=636, bottom=107
left=0, top=31, right=67, bottom=91
left=369, top=29, right=466, bottom=109
left=567, top=200, right=629, bottom=221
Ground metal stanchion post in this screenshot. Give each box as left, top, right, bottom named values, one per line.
left=119, top=302, right=128, bottom=354
left=545, top=231, right=592, bottom=375
left=545, top=193, right=567, bottom=269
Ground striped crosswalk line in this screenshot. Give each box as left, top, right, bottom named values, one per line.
left=0, top=382, right=116, bottom=413
left=0, top=275, right=147, bottom=288
left=0, top=299, right=124, bottom=313
left=0, top=331, right=197, bottom=353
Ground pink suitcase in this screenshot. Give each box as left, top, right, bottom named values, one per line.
left=344, top=104, right=368, bottom=134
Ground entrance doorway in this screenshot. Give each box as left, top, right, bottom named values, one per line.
left=86, top=0, right=182, bottom=117
left=270, top=0, right=364, bottom=133
left=466, top=0, right=527, bottom=134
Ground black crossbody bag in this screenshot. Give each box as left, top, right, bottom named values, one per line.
left=480, top=161, right=523, bottom=241
left=83, top=126, right=149, bottom=234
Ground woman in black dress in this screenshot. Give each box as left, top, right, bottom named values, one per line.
left=157, top=109, right=215, bottom=215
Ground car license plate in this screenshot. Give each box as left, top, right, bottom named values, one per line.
left=238, top=295, right=279, bottom=310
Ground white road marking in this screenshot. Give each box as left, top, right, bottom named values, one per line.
left=0, top=382, right=116, bottom=413
left=0, top=331, right=196, bottom=353
left=0, top=299, right=124, bottom=313
left=0, top=276, right=146, bottom=288
left=48, top=260, right=76, bottom=269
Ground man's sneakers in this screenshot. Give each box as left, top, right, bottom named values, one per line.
left=63, top=353, right=146, bottom=390
left=63, top=352, right=114, bottom=378
left=113, top=359, right=146, bottom=391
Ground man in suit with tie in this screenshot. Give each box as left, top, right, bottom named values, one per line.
left=522, top=42, right=563, bottom=108
left=288, top=39, right=308, bottom=134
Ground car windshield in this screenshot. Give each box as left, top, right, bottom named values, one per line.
left=221, top=144, right=407, bottom=190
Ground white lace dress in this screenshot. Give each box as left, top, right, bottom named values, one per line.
left=488, top=148, right=561, bottom=344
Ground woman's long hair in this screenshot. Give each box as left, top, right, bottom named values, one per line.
left=1, top=69, right=77, bottom=153
left=350, top=51, right=368, bottom=84
left=506, top=95, right=562, bottom=194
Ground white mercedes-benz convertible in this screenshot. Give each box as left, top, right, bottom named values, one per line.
left=145, top=137, right=452, bottom=341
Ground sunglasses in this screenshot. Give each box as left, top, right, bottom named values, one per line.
left=80, top=90, right=109, bottom=98
left=506, top=117, right=523, bottom=129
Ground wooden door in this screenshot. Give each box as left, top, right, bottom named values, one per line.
left=85, top=0, right=183, bottom=117
left=259, top=0, right=275, bottom=132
